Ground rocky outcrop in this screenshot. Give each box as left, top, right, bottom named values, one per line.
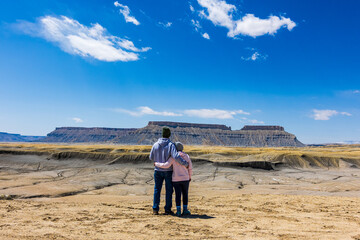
left=119, top=123, right=304, bottom=147
left=40, top=122, right=304, bottom=147
left=241, top=125, right=284, bottom=131
left=0, top=132, right=44, bottom=142
left=148, top=121, right=231, bottom=130
left=44, top=127, right=137, bottom=143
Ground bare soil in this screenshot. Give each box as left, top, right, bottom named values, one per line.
left=1, top=152, right=360, bottom=239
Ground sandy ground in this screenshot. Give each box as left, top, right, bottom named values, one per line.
left=1, top=154, right=360, bottom=239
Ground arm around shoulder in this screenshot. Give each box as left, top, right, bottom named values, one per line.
left=170, top=143, right=189, bottom=167
left=154, top=158, right=174, bottom=169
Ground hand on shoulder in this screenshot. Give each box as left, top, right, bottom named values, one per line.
left=179, top=151, right=186, bottom=157
left=179, top=152, right=189, bottom=160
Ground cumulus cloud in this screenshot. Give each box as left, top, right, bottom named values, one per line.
left=202, top=32, right=210, bottom=39
left=312, top=109, right=352, bottom=121
left=196, top=0, right=296, bottom=38
left=230, top=14, right=296, bottom=38
left=114, top=1, right=140, bottom=25
left=197, top=0, right=234, bottom=29
left=14, top=15, right=150, bottom=62
left=72, top=117, right=83, bottom=123
left=115, top=106, right=182, bottom=117
left=184, top=109, right=250, bottom=119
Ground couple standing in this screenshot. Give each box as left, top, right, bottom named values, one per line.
left=149, top=127, right=193, bottom=217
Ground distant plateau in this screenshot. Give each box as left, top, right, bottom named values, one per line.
left=1, top=121, right=304, bottom=147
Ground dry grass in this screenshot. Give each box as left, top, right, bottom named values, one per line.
left=1, top=143, right=360, bottom=168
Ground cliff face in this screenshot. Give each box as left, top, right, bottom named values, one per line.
left=41, top=122, right=305, bottom=147
left=44, top=127, right=137, bottom=143
left=0, top=132, right=44, bottom=142
left=148, top=121, right=231, bottom=130
left=118, top=123, right=304, bottom=147
left=241, top=125, right=284, bottom=131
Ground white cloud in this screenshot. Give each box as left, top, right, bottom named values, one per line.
left=340, top=112, right=352, bottom=116
left=184, top=109, right=250, bottom=119
left=196, top=0, right=296, bottom=38
left=114, top=1, right=140, bottom=25
left=312, top=109, right=352, bottom=121
left=242, top=50, right=267, bottom=61
left=251, top=52, right=260, bottom=61
left=114, top=38, right=150, bottom=52
left=312, top=110, right=337, bottom=120
left=240, top=117, right=264, bottom=124
left=190, top=5, right=195, bottom=12
left=235, top=110, right=251, bottom=115
left=72, top=117, right=83, bottom=123
left=191, top=19, right=210, bottom=40
left=230, top=14, right=296, bottom=38
left=202, top=32, right=210, bottom=39
left=115, top=106, right=182, bottom=117
left=158, top=21, right=172, bottom=28
left=353, top=90, right=360, bottom=94
left=138, top=107, right=182, bottom=116
left=191, top=19, right=202, bottom=31
left=15, top=16, right=150, bottom=62
left=115, top=107, right=250, bottom=119
left=197, top=0, right=235, bottom=30
left=248, top=119, right=265, bottom=124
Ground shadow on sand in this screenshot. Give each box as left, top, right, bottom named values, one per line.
left=180, top=214, right=215, bottom=219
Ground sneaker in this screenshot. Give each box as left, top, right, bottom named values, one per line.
left=153, top=209, right=159, bottom=215
left=164, top=210, right=174, bottom=215
left=182, top=210, right=191, bottom=216
left=176, top=211, right=182, bottom=217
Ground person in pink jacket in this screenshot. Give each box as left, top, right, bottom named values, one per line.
left=155, top=142, right=193, bottom=217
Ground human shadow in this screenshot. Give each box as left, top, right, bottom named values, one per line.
left=179, top=214, right=215, bottom=219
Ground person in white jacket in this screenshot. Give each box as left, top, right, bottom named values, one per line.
left=155, top=142, right=193, bottom=217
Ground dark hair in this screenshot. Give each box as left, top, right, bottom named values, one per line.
left=162, top=127, right=171, bottom=138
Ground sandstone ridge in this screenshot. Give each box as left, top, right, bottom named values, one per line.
left=40, top=121, right=304, bottom=147
left=148, top=121, right=231, bottom=130
left=241, top=125, right=284, bottom=131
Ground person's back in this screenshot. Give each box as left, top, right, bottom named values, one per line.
left=150, top=138, right=176, bottom=171
left=167, top=152, right=192, bottom=182
left=154, top=142, right=192, bottom=217
left=149, top=127, right=188, bottom=215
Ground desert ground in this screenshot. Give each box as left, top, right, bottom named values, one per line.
left=0, top=143, right=360, bottom=239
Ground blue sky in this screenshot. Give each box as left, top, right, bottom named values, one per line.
left=0, top=0, right=359, bottom=143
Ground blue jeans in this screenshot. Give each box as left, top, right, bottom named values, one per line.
left=153, top=170, right=173, bottom=212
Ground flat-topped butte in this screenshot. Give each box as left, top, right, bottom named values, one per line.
left=40, top=121, right=304, bottom=147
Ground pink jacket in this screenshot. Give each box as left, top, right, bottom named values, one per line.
left=155, top=152, right=192, bottom=182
